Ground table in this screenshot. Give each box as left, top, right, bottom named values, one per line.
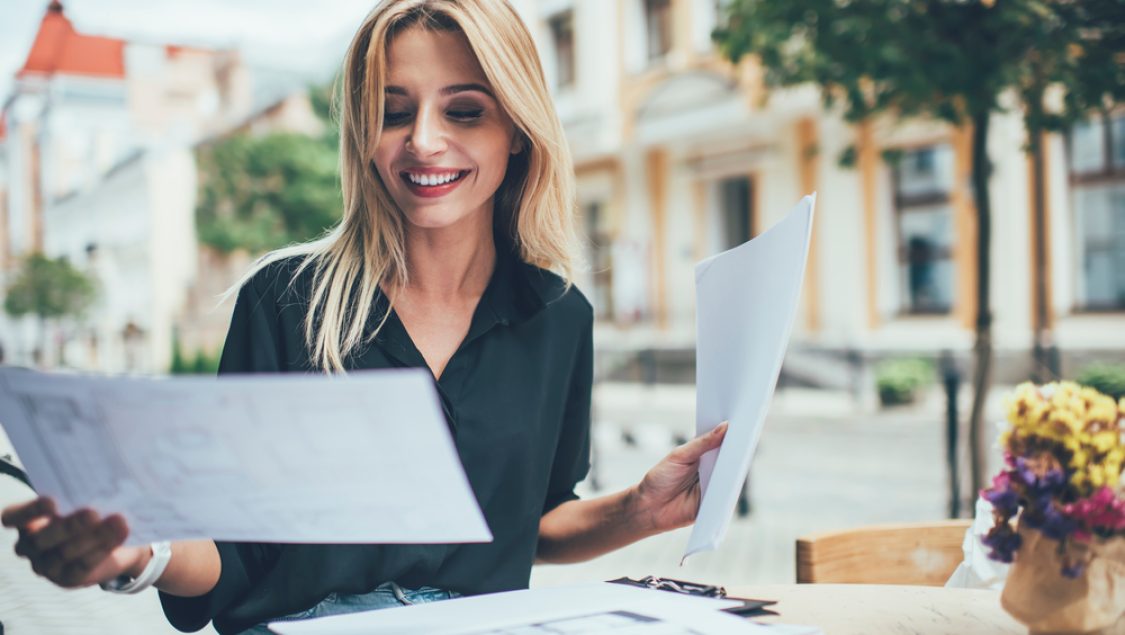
left=729, top=584, right=1024, bottom=635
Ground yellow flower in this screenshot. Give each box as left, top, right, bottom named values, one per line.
left=1089, top=466, right=1107, bottom=489
left=1091, top=431, right=1119, bottom=454
left=1069, top=447, right=1089, bottom=471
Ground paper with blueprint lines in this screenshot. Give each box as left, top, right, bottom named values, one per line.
left=0, top=367, right=492, bottom=546
left=685, top=194, right=815, bottom=560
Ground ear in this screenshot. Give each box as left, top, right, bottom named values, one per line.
left=510, top=132, right=526, bottom=156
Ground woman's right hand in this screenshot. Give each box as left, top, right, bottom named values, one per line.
left=1, top=496, right=150, bottom=589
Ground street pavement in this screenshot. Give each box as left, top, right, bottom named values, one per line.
left=0, top=383, right=1009, bottom=633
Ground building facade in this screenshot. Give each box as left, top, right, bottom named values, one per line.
left=0, top=2, right=320, bottom=372
left=512, top=0, right=1125, bottom=383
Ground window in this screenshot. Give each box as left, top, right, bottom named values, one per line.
left=893, top=145, right=955, bottom=314
left=585, top=202, right=614, bottom=320
left=1070, top=113, right=1125, bottom=310
left=644, top=0, right=672, bottom=61
left=548, top=11, right=575, bottom=90
left=718, top=175, right=753, bottom=249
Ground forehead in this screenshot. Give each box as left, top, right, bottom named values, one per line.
left=385, top=26, right=489, bottom=89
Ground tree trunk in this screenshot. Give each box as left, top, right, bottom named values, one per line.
left=1027, top=89, right=1058, bottom=383
left=37, top=316, right=49, bottom=369
left=967, top=110, right=994, bottom=502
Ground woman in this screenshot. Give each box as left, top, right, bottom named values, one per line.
left=1, top=1, right=727, bottom=633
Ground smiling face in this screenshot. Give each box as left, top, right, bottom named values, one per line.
left=372, top=26, right=521, bottom=233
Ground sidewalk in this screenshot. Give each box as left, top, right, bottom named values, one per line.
left=531, top=382, right=1010, bottom=589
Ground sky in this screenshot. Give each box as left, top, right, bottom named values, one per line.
left=0, top=0, right=381, bottom=103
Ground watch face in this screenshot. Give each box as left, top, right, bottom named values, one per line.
left=100, top=573, right=135, bottom=592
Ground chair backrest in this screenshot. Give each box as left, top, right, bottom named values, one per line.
left=796, top=520, right=973, bottom=586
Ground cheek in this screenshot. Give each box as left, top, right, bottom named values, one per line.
left=470, top=131, right=516, bottom=183
left=372, top=144, right=398, bottom=184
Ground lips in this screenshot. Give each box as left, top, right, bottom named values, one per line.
left=400, top=169, right=471, bottom=198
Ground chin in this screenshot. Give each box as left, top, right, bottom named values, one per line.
left=401, top=207, right=474, bottom=231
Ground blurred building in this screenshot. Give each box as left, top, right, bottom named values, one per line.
left=512, top=0, right=1125, bottom=386
left=0, top=1, right=321, bottom=372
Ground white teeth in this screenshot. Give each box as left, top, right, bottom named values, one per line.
left=407, top=171, right=461, bottom=186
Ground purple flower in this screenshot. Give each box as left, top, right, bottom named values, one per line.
left=1013, top=457, right=1067, bottom=497
left=981, top=472, right=1020, bottom=517
left=982, top=525, right=1022, bottom=563
left=1037, top=504, right=1077, bottom=541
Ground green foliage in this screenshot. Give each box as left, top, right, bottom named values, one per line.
left=713, top=0, right=1124, bottom=131
left=1077, top=363, right=1125, bottom=401
left=170, top=338, right=190, bottom=374
left=3, top=254, right=96, bottom=321
left=196, top=131, right=343, bottom=254
left=169, top=339, right=222, bottom=375
left=308, top=81, right=341, bottom=149
left=876, top=357, right=935, bottom=406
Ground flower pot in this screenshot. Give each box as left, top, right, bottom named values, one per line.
left=1000, top=525, right=1125, bottom=634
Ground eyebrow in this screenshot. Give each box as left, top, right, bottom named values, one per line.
left=384, top=83, right=495, bottom=98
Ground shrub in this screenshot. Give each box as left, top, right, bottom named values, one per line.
left=170, top=341, right=222, bottom=376
left=1076, top=363, right=1125, bottom=401
left=876, top=357, right=935, bottom=406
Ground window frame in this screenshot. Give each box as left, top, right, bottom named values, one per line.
left=643, top=0, right=673, bottom=62
left=891, top=144, right=956, bottom=316
left=1068, top=111, right=1125, bottom=313
left=547, top=10, right=576, bottom=91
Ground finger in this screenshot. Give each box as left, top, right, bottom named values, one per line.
left=47, top=517, right=127, bottom=587
left=55, top=516, right=118, bottom=562
left=669, top=422, right=728, bottom=464
left=30, top=509, right=98, bottom=553
left=71, top=519, right=129, bottom=581
left=2, top=497, right=56, bottom=528
left=13, top=516, right=54, bottom=558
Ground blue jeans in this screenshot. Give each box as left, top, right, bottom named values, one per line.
left=238, top=582, right=459, bottom=634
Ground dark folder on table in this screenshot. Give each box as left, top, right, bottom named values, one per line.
left=607, top=575, right=778, bottom=618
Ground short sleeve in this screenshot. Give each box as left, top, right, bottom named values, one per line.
left=159, top=277, right=284, bottom=632
left=541, top=306, right=593, bottom=515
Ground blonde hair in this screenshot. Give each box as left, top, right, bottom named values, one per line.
left=233, top=0, right=577, bottom=372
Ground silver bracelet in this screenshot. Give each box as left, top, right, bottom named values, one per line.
left=99, top=541, right=172, bottom=594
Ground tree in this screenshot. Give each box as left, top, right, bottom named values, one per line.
left=3, top=253, right=97, bottom=363
left=714, top=0, right=1124, bottom=501
left=195, top=131, right=343, bottom=254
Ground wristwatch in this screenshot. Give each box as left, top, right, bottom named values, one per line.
left=99, top=541, right=172, bottom=594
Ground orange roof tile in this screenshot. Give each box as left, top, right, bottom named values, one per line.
left=16, top=2, right=125, bottom=80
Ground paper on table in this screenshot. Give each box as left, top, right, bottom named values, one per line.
left=269, top=583, right=765, bottom=635
left=0, top=367, right=492, bottom=546
left=685, top=195, right=816, bottom=560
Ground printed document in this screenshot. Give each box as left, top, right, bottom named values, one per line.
left=268, top=583, right=766, bottom=634
left=0, top=367, right=492, bottom=546
left=686, top=195, right=816, bottom=559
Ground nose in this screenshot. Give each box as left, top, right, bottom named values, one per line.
left=406, top=104, right=447, bottom=157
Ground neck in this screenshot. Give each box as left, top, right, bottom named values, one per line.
left=401, top=208, right=496, bottom=301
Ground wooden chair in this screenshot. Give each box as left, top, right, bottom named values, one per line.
left=796, top=520, right=973, bottom=586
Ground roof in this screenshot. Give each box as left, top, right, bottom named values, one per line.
left=16, top=1, right=126, bottom=80
left=0, top=112, right=6, bottom=141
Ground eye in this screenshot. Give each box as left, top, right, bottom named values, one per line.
left=383, top=111, right=412, bottom=127
left=447, top=108, right=484, bottom=122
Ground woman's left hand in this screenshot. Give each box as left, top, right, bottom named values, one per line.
left=630, top=422, right=728, bottom=534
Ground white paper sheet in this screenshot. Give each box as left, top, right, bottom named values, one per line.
left=268, top=583, right=766, bottom=635
left=685, top=195, right=816, bottom=560
left=0, top=367, right=492, bottom=546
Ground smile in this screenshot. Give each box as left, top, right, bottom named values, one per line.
left=400, top=169, right=470, bottom=198
left=404, top=170, right=466, bottom=186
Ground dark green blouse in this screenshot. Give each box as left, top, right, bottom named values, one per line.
left=160, top=246, right=593, bottom=634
